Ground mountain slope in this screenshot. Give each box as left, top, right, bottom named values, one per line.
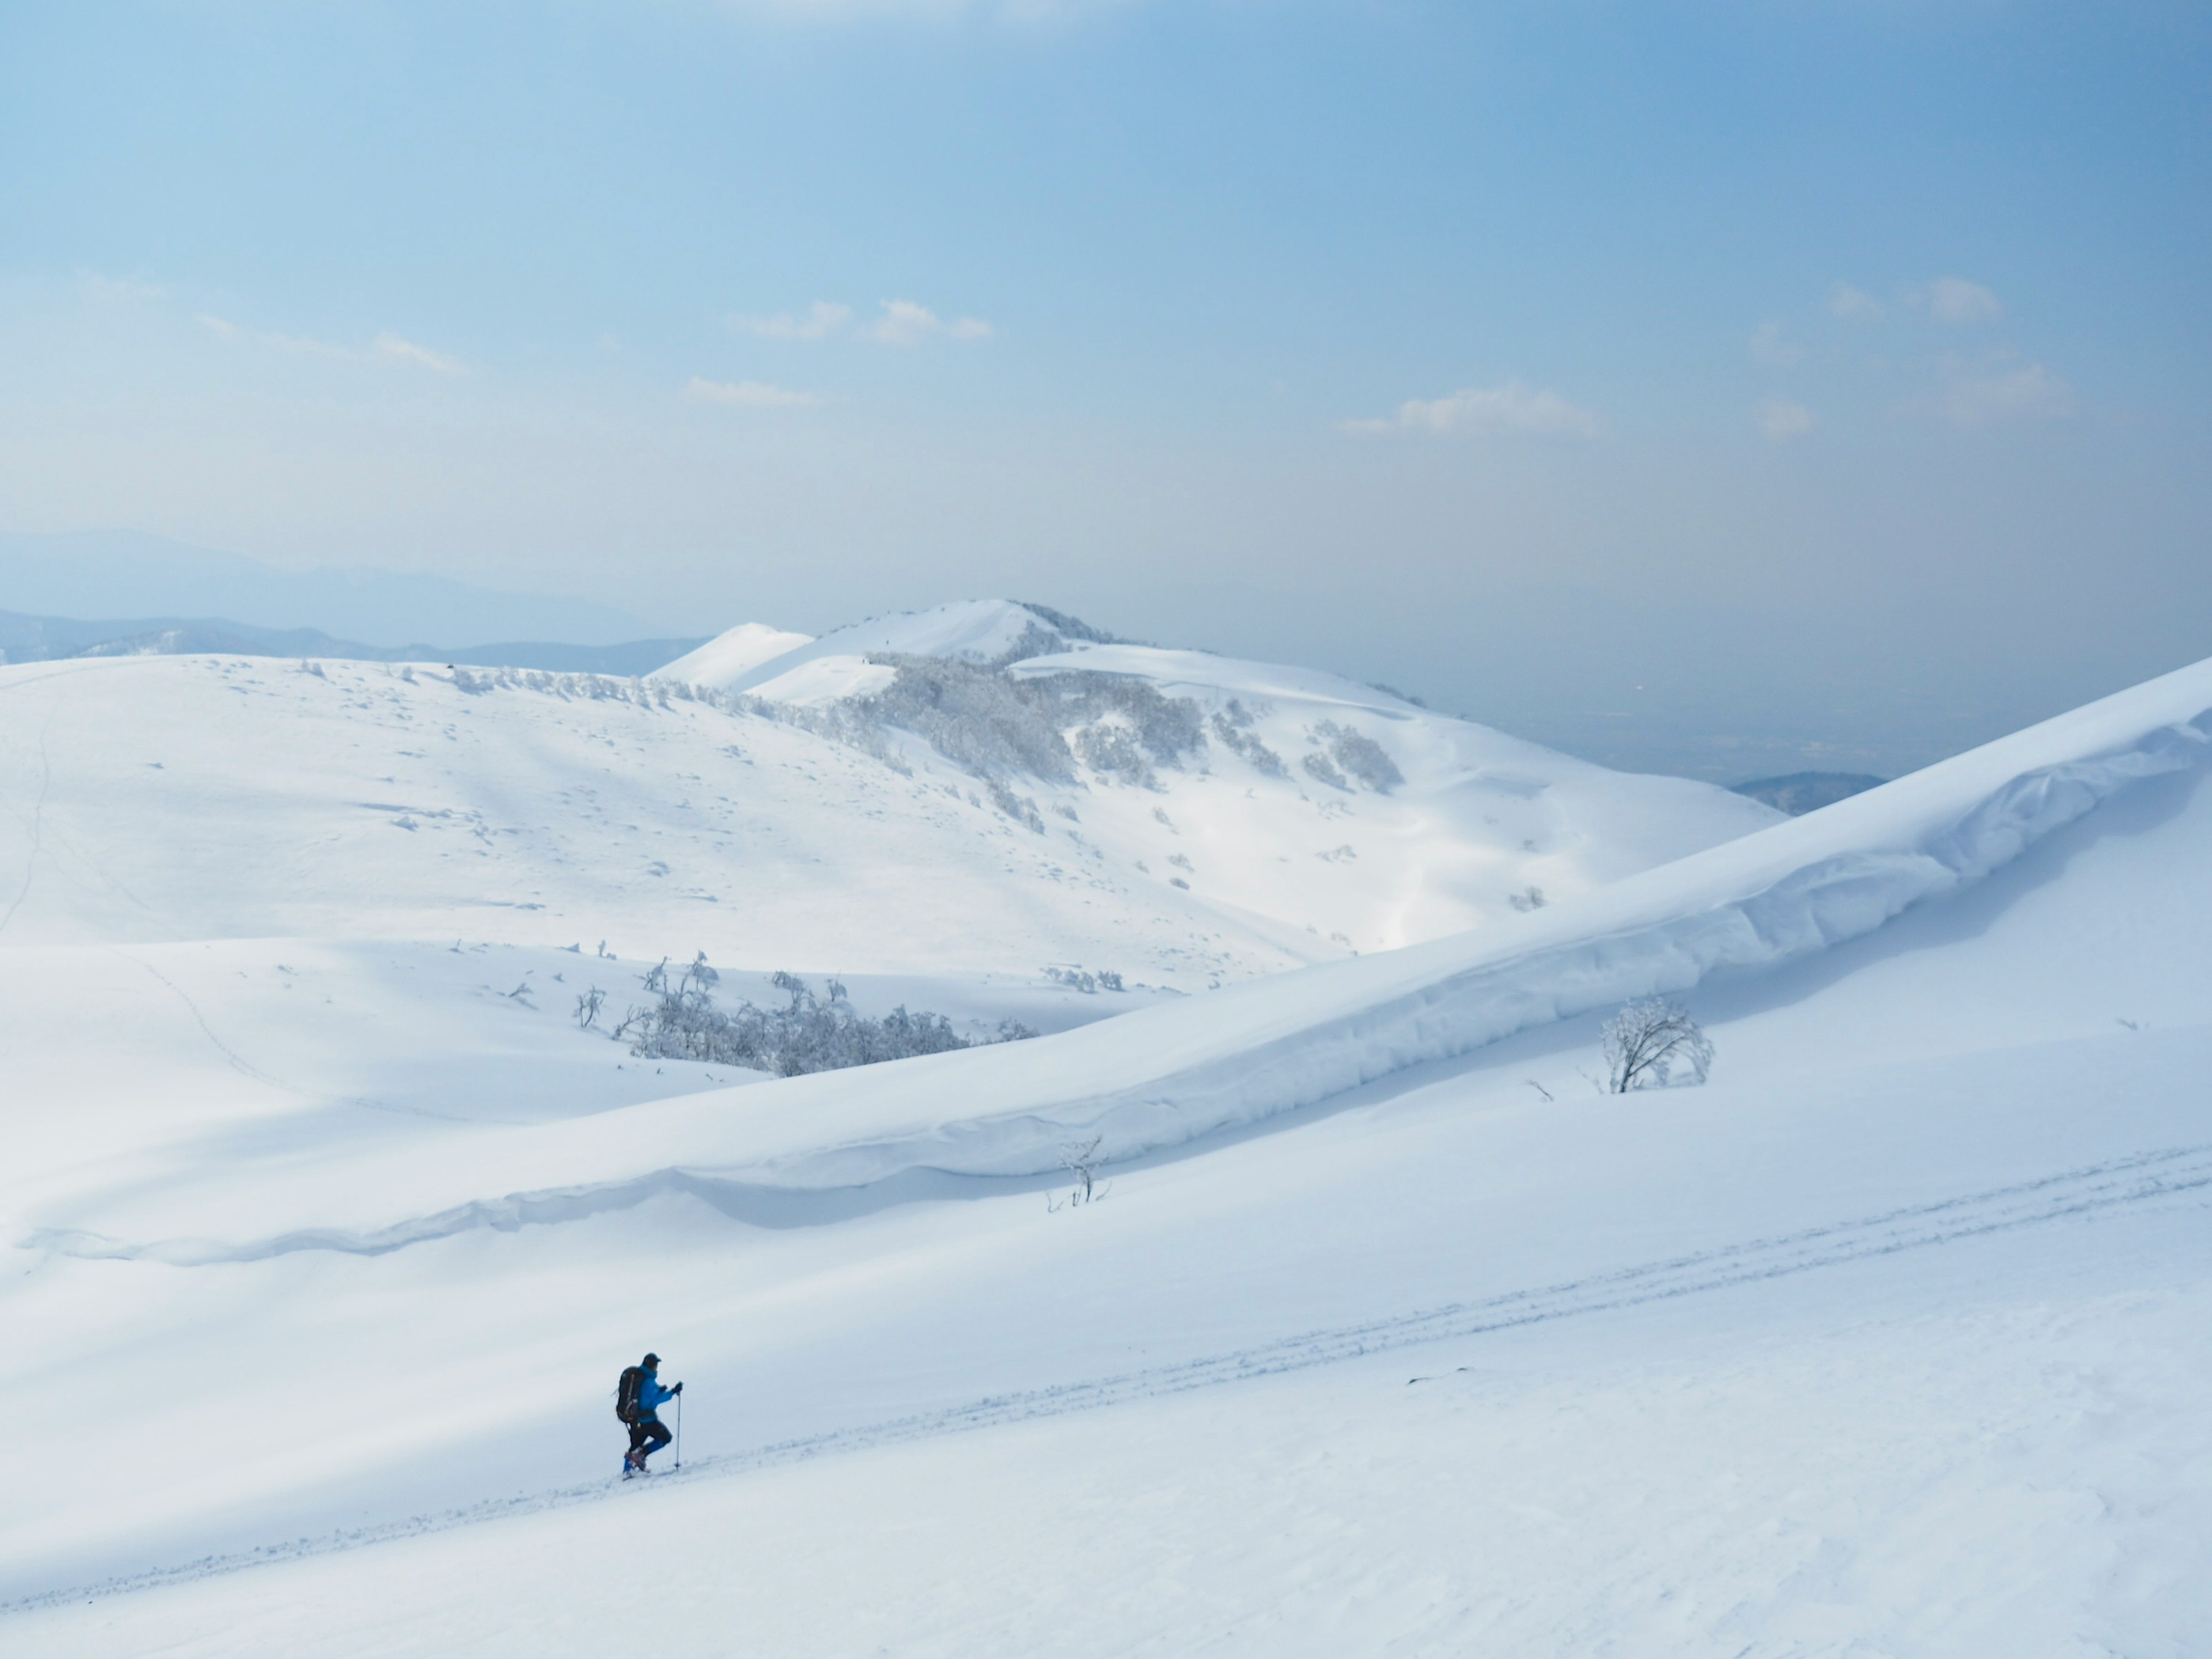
left=3, top=656, right=2210, bottom=1653
left=32, top=652, right=2207, bottom=1259
left=654, top=603, right=1785, bottom=959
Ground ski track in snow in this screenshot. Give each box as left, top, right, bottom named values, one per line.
left=12, top=1140, right=2208, bottom=1618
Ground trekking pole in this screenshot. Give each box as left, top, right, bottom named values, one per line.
left=675, top=1390, right=683, bottom=1470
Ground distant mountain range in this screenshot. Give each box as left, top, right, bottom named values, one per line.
left=0, top=529, right=662, bottom=647
left=0, top=608, right=704, bottom=677
left=1730, top=772, right=1887, bottom=815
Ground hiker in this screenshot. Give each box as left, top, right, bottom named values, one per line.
left=616, top=1352, right=683, bottom=1475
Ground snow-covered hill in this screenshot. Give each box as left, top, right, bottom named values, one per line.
left=0, top=610, right=1778, bottom=994
left=653, top=600, right=1784, bottom=961
left=5, top=628, right=2210, bottom=1655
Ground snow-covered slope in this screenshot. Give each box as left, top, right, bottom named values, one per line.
left=32, top=653, right=2205, bottom=1263
left=5, top=653, right=2211, bottom=1654
left=647, top=622, right=813, bottom=687
left=0, top=633, right=1775, bottom=975
left=671, top=600, right=1095, bottom=694
left=654, top=603, right=1785, bottom=959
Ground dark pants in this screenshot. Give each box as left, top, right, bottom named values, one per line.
left=627, top=1417, right=672, bottom=1464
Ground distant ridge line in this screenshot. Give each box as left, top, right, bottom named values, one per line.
left=0, top=608, right=706, bottom=678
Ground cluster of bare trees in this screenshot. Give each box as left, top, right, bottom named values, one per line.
left=589, top=954, right=1033, bottom=1078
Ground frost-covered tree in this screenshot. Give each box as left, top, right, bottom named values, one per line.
left=1048, top=1134, right=1108, bottom=1210
left=619, top=963, right=1033, bottom=1077
left=1600, top=998, right=1714, bottom=1093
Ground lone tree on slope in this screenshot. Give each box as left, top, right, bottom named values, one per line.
left=1601, top=998, right=1714, bottom=1094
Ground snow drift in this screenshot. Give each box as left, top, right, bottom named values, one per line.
left=26, top=656, right=2212, bottom=1264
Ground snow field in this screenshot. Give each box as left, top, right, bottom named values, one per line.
left=13, top=1161, right=2211, bottom=1656
left=7, top=752, right=2211, bottom=1613
left=34, top=654, right=2208, bottom=1262
left=5, top=620, right=2211, bottom=1652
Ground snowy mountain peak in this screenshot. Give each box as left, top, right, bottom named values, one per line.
left=672, top=600, right=1116, bottom=698
left=648, top=621, right=814, bottom=687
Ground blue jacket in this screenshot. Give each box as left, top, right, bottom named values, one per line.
left=635, top=1373, right=676, bottom=1421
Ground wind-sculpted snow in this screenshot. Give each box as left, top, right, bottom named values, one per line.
left=20, top=1141, right=2211, bottom=1611
left=26, top=657, right=2212, bottom=1264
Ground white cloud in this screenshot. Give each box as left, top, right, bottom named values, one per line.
left=78, top=270, right=167, bottom=304
left=683, top=376, right=825, bottom=408
left=199, top=313, right=349, bottom=359
left=199, top=314, right=464, bottom=371
left=1937, top=356, right=2071, bottom=427
left=1757, top=399, right=1817, bottom=441
left=1339, top=381, right=1601, bottom=440
left=373, top=332, right=464, bottom=374
left=1828, top=283, right=1885, bottom=323
left=868, top=299, right=992, bottom=347
left=1749, top=322, right=1803, bottom=368
left=1916, top=276, right=2003, bottom=325
left=728, top=301, right=852, bottom=341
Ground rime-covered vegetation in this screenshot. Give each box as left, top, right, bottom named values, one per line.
left=614, top=957, right=1034, bottom=1077
left=449, top=626, right=1409, bottom=817
left=1310, top=719, right=1404, bottom=793
left=1210, top=700, right=1287, bottom=777
left=846, top=656, right=1208, bottom=790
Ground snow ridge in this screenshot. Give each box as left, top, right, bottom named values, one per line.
left=26, top=660, right=2212, bottom=1263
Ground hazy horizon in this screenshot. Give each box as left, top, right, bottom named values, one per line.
left=5, top=2, right=2207, bottom=780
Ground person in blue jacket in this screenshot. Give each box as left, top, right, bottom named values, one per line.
left=622, top=1353, right=683, bottom=1474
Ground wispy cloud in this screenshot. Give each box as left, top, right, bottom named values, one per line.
left=683, top=376, right=825, bottom=407
left=1914, top=276, right=2003, bottom=325
left=1757, top=399, right=1816, bottom=441
left=199, top=313, right=465, bottom=372
left=1937, top=355, right=2071, bottom=427
left=728, top=301, right=853, bottom=341
left=1829, top=282, right=1885, bottom=323
left=373, top=332, right=464, bottom=374
left=77, top=270, right=168, bottom=305
left=1339, top=381, right=1601, bottom=440
left=1749, top=322, right=1803, bottom=368
left=199, top=314, right=350, bottom=359
left=868, top=299, right=991, bottom=347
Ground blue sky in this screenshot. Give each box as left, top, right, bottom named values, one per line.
left=3, top=1, right=2209, bottom=775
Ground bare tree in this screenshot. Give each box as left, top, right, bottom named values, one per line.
left=1600, top=998, right=1714, bottom=1094
left=574, top=986, right=606, bottom=1029
left=1048, top=1135, right=1109, bottom=1210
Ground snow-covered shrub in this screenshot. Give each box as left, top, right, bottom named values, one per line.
left=1074, top=721, right=1157, bottom=787
left=1044, top=965, right=1124, bottom=993
left=1210, top=703, right=1287, bottom=777
left=1302, top=752, right=1350, bottom=791
left=616, top=960, right=1033, bottom=1077
left=1014, top=603, right=1123, bottom=646
left=1034, top=672, right=1206, bottom=772
left=859, top=656, right=1080, bottom=782
left=1600, top=998, right=1714, bottom=1093
left=1046, top=1134, right=1108, bottom=1210
left=987, top=778, right=1047, bottom=833
left=1312, top=720, right=1404, bottom=793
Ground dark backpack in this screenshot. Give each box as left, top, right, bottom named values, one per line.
left=616, top=1365, right=646, bottom=1424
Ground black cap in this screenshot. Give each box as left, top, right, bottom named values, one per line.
left=642, top=1353, right=661, bottom=1367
